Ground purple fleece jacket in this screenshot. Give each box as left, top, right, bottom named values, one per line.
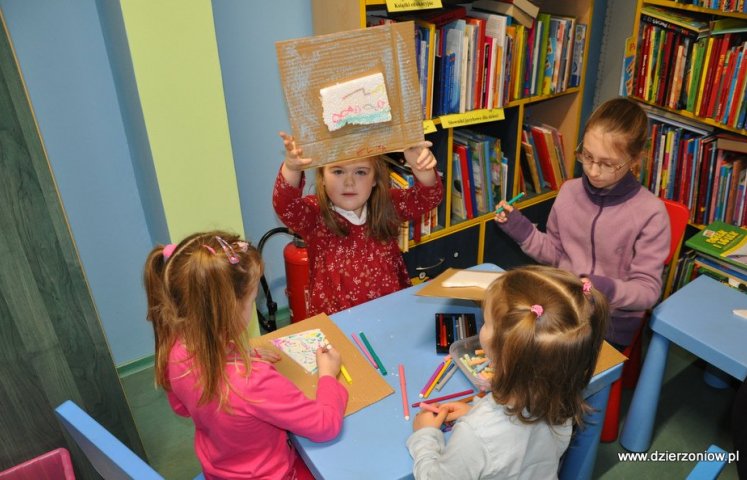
left=498, top=173, right=670, bottom=346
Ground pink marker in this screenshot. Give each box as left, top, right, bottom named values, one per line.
left=352, top=333, right=377, bottom=369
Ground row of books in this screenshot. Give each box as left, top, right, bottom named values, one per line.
left=633, top=6, right=747, bottom=129
left=668, top=0, right=747, bottom=13
left=641, top=108, right=747, bottom=227
left=451, top=129, right=507, bottom=221
left=669, top=221, right=747, bottom=293
left=367, top=3, right=586, bottom=118
left=519, top=122, right=568, bottom=195
left=386, top=156, right=442, bottom=251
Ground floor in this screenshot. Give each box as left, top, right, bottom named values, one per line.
left=121, top=338, right=741, bottom=479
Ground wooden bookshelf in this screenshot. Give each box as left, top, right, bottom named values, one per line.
left=310, top=0, right=594, bottom=278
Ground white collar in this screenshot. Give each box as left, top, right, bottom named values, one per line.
left=331, top=204, right=367, bottom=225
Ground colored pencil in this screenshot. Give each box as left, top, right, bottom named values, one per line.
left=419, top=360, right=446, bottom=397
left=419, top=401, right=440, bottom=414
left=412, top=389, right=475, bottom=407
left=434, top=362, right=457, bottom=391
left=399, top=364, right=409, bottom=420
left=340, top=365, right=352, bottom=384
left=423, top=358, right=451, bottom=398
left=351, top=333, right=377, bottom=369
left=495, top=192, right=526, bottom=214
left=359, top=332, right=387, bottom=376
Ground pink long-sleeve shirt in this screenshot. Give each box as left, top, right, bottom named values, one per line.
left=166, top=341, right=348, bottom=480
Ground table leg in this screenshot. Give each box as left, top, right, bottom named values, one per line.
left=619, top=332, right=670, bottom=452
left=558, top=383, right=611, bottom=480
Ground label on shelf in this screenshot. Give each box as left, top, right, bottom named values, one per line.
left=439, top=108, right=505, bottom=128
left=385, top=0, right=443, bottom=12
left=423, top=120, right=437, bottom=134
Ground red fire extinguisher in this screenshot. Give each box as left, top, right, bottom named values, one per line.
left=283, top=235, right=310, bottom=323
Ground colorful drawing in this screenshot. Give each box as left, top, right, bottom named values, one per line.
left=320, top=72, right=392, bottom=132
left=271, top=329, right=328, bottom=374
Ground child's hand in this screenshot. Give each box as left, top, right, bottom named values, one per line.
left=279, top=131, right=312, bottom=171
left=252, top=348, right=281, bottom=363
left=403, top=140, right=436, bottom=173
left=440, top=401, right=472, bottom=422
left=316, top=345, right=342, bottom=378
left=494, top=200, right=514, bottom=223
left=412, top=406, right=449, bottom=431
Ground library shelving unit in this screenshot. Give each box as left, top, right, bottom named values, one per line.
left=310, top=0, right=594, bottom=280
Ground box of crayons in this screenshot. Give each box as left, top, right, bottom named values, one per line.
left=435, top=313, right=476, bottom=354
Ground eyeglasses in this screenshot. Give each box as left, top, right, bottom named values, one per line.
left=575, top=143, right=631, bottom=176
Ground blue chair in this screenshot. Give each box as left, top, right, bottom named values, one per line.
left=55, top=400, right=206, bottom=480
left=686, top=445, right=728, bottom=480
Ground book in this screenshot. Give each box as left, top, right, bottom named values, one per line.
left=715, top=132, right=747, bottom=153
left=685, top=220, right=747, bottom=270
left=472, top=0, right=535, bottom=28
left=570, top=23, right=587, bottom=88
left=495, top=0, right=539, bottom=19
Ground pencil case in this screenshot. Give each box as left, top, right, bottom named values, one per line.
left=435, top=313, right=476, bottom=354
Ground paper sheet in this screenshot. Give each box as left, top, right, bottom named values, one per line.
left=271, top=329, right=327, bottom=374
left=441, top=270, right=503, bottom=289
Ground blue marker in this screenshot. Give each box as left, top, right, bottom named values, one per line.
left=495, top=192, right=526, bottom=214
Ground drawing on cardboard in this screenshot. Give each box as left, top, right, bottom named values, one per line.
left=320, top=73, right=392, bottom=131
left=271, top=328, right=327, bottom=374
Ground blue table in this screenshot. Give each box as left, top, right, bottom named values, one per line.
left=292, top=264, right=622, bottom=479
left=620, top=275, right=747, bottom=452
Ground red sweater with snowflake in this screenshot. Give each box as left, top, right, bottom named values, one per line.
left=272, top=168, right=443, bottom=317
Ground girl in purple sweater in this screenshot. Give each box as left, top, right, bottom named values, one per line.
left=495, top=97, right=671, bottom=348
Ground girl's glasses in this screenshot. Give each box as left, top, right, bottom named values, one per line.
left=575, top=143, right=631, bottom=176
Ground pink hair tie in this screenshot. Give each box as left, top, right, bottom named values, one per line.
left=162, top=243, right=177, bottom=260
left=582, top=280, right=593, bottom=294
left=529, top=305, right=543, bottom=317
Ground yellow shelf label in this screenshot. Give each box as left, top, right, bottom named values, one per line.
left=439, top=108, right=505, bottom=128
left=423, top=120, right=437, bottom=134
left=385, top=0, right=442, bottom=12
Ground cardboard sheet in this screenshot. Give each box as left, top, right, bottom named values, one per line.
left=276, top=22, right=424, bottom=168
left=251, top=314, right=393, bottom=416
left=416, top=268, right=498, bottom=301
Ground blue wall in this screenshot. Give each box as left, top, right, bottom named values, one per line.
left=1, top=1, right=312, bottom=365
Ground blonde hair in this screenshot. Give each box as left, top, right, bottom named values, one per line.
left=314, top=157, right=401, bottom=241
left=584, top=97, right=648, bottom=161
left=483, top=265, right=608, bottom=426
left=143, top=231, right=263, bottom=407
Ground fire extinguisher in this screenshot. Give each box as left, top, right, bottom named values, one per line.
left=256, top=227, right=310, bottom=332
left=283, top=236, right=310, bottom=324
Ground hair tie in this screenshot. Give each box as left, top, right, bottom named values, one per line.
left=529, top=305, right=543, bottom=317
left=582, top=279, right=593, bottom=295
left=162, top=244, right=177, bottom=260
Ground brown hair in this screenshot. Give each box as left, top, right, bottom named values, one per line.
left=143, top=231, right=263, bottom=407
left=584, top=97, right=648, bottom=161
left=483, top=265, right=608, bottom=426
left=314, top=157, right=401, bottom=241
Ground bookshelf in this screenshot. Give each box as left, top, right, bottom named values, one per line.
left=310, top=0, right=594, bottom=280
left=627, top=0, right=747, bottom=229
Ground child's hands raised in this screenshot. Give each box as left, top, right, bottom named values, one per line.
left=403, top=140, right=436, bottom=173
left=316, top=344, right=342, bottom=378
left=412, top=405, right=449, bottom=431
left=279, top=131, right=312, bottom=172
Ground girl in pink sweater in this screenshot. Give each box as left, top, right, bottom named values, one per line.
left=144, top=231, right=348, bottom=479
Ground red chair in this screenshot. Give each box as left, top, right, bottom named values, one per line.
left=0, top=448, right=75, bottom=480
left=600, top=198, right=690, bottom=443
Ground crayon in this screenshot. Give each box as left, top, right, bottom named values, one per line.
left=495, top=192, right=526, bottom=214
left=340, top=365, right=352, bottom=384
left=420, top=359, right=447, bottom=397
left=423, top=358, right=451, bottom=398
left=434, top=362, right=457, bottom=391
left=351, top=333, right=377, bottom=369
left=419, top=402, right=441, bottom=414
left=359, top=331, right=387, bottom=376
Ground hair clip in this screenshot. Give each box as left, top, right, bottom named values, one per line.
left=202, top=245, right=216, bottom=255
left=162, top=244, right=177, bottom=260
left=235, top=241, right=249, bottom=253
left=582, top=279, right=593, bottom=295
left=529, top=305, right=543, bottom=317
left=215, top=236, right=240, bottom=264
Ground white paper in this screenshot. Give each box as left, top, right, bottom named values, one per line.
left=441, top=270, right=503, bottom=289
